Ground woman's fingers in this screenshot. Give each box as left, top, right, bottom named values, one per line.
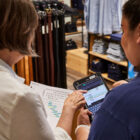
left=64, top=90, right=87, bottom=112
left=77, top=108, right=92, bottom=126
left=112, top=80, right=128, bottom=88
left=80, top=108, right=92, bottom=116
left=74, top=90, right=87, bottom=94
left=76, top=100, right=86, bottom=109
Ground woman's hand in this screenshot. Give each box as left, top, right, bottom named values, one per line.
left=77, top=108, right=92, bottom=126
left=57, top=90, right=87, bottom=136
left=63, top=90, right=87, bottom=113
left=75, top=108, right=92, bottom=140
left=112, top=80, right=128, bottom=88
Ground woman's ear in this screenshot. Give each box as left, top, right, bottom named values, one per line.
left=137, top=35, right=140, bottom=45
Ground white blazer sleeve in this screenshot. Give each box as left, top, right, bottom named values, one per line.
left=54, top=127, right=72, bottom=140
left=10, top=92, right=71, bottom=140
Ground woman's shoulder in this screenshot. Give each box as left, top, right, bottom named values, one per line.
left=0, top=70, right=39, bottom=102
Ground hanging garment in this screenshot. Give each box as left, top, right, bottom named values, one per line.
left=87, top=0, right=122, bottom=35
left=53, top=15, right=61, bottom=87
left=48, top=12, right=55, bottom=86
left=36, top=19, right=46, bottom=84
left=88, top=0, right=99, bottom=34
left=32, top=1, right=67, bottom=88
left=84, top=0, right=90, bottom=30
left=43, top=16, right=51, bottom=85
left=58, top=15, right=67, bottom=88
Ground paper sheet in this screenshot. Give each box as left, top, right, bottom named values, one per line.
left=30, top=81, right=73, bottom=130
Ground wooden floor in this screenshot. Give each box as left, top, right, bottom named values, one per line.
left=66, top=32, right=113, bottom=90
left=66, top=68, right=86, bottom=90
left=66, top=68, right=113, bottom=90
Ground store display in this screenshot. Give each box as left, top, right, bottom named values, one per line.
left=65, top=22, right=77, bottom=33
left=33, top=0, right=79, bottom=15
left=92, top=39, right=108, bottom=54
left=108, top=63, right=127, bottom=81
left=84, top=0, right=90, bottom=30
left=84, top=0, right=123, bottom=34
left=32, top=1, right=67, bottom=88
left=107, top=42, right=126, bottom=61
left=71, top=0, right=84, bottom=10
left=65, top=39, right=77, bottom=50
left=88, top=34, right=128, bottom=82
left=91, top=59, right=108, bottom=73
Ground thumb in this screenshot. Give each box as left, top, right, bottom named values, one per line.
left=84, top=108, right=92, bottom=115
left=87, top=110, right=92, bottom=115
left=80, top=107, right=85, bottom=111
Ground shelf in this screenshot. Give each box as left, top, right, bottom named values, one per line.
left=88, top=33, right=111, bottom=39
left=89, top=51, right=128, bottom=67
left=104, top=35, right=111, bottom=40
left=65, top=31, right=82, bottom=36
left=89, top=69, right=116, bottom=83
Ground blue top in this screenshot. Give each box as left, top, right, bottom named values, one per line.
left=88, top=73, right=140, bottom=140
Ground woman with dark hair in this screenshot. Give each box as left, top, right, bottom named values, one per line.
left=0, top=0, right=87, bottom=140
left=75, top=0, right=140, bottom=139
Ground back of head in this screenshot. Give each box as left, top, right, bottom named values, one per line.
left=123, top=0, right=140, bottom=30
left=0, top=0, right=38, bottom=55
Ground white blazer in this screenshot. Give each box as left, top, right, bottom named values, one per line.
left=0, top=59, right=71, bottom=140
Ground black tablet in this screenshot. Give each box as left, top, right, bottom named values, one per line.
left=73, top=73, right=109, bottom=121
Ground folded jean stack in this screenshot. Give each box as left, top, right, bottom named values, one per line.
left=106, top=43, right=126, bottom=61
left=92, top=40, right=108, bottom=54
left=108, top=63, right=127, bottom=81
left=91, top=59, right=108, bottom=73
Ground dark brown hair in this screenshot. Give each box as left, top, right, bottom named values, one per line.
left=123, top=0, right=140, bottom=30
left=0, top=0, right=38, bottom=55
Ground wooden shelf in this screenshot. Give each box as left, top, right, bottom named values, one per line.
left=89, top=51, right=128, bottom=67
left=89, top=69, right=116, bottom=83
left=104, top=35, right=111, bottom=40
left=102, top=73, right=116, bottom=83
left=65, top=31, right=82, bottom=36
left=88, top=33, right=111, bottom=39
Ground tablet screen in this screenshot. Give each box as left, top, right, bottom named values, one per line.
left=76, top=76, right=108, bottom=114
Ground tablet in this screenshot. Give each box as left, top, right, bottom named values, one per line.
left=73, top=73, right=109, bottom=120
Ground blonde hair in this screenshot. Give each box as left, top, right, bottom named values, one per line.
left=0, top=0, right=38, bottom=55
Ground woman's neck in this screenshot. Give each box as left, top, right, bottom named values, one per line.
left=0, top=49, right=23, bottom=67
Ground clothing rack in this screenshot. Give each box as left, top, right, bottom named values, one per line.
left=15, top=1, right=67, bottom=88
